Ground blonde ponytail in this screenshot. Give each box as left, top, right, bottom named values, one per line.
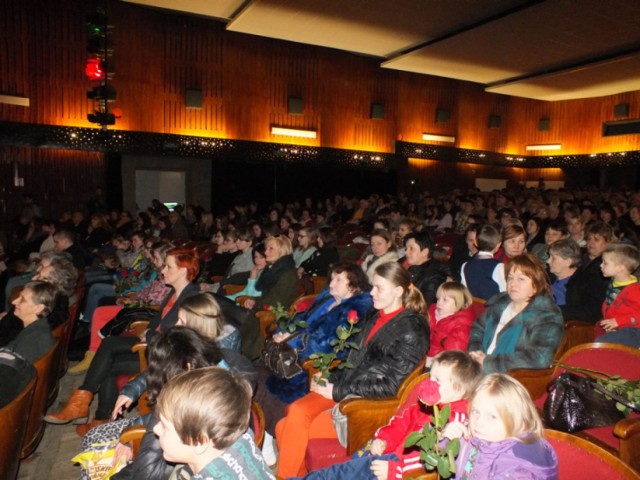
left=373, top=262, right=427, bottom=314
left=404, top=282, right=427, bottom=314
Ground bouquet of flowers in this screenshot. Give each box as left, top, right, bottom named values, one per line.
left=264, top=303, right=308, bottom=333
left=308, top=310, right=360, bottom=386
left=114, top=269, right=140, bottom=296
left=404, top=381, right=459, bottom=479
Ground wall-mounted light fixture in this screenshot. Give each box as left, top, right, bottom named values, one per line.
left=525, top=144, right=562, bottom=151
left=271, top=126, right=317, bottom=139
left=0, top=95, right=30, bottom=107
left=422, top=133, right=455, bottom=143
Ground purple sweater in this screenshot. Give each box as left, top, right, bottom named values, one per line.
left=455, top=435, right=558, bottom=479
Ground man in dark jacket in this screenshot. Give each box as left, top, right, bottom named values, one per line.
left=403, top=231, right=450, bottom=305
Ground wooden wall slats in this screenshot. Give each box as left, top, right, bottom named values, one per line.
left=0, top=146, right=106, bottom=219
left=5, top=0, right=640, bottom=220
left=405, top=158, right=566, bottom=196
left=0, top=0, right=639, bottom=159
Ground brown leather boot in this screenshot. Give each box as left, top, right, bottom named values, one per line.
left=75, top=417, right=110, bottom=437
left=44, top=389, right=93, bottom=424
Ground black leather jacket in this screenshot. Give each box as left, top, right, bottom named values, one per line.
left=408, top=259, right=450, bottom=305
left=330, top=308, right=429, bottom=402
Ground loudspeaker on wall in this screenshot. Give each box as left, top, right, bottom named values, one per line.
left=539, top=118, right=550, bottom=131
left=370, top=103, right=385, bottom=119
left=288, top=97, right=303, bottom=115
left=614, top=103, right=629, bottom=118
left=185, top=89, right=203, bottom=109
left=435, top=108, right=450, bottom=124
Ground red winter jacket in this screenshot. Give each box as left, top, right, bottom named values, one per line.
left=374, top=390, right=468, bottom=480
left=427, top=304, right=476, bottom=357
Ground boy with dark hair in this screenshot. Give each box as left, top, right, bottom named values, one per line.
left=461, top=224, right=505, bottom=300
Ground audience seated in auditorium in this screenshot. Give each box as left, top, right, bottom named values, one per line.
left=275, top=262, right=429, bottom=478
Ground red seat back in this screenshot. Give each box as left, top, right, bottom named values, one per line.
left=545, top=429, right=640, bottom=479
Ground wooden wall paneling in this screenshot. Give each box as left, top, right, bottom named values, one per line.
left=0, top=147, right=106, bottom=223
left=406, top=158, right=567, bottom=196
left=457, top=83, right=510, bottom=153
left=0, top=0, right=30, bottom=124
left=395, top=73, right=460, bottom=144
left=0, top=0, right=638, bottom=161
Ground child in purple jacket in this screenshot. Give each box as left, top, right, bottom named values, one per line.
left=444, top=373, right=558, bottom=480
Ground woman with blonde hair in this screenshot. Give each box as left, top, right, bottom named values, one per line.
left=176, top=293, right=240, bottom=351
left=275, top=261, right=430, bottom=478
left=240, top=234, right=298, bottom=359
left=293, top=227, right=318, bottom=267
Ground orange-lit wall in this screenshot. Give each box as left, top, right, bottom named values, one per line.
left=404, top=158, right=567, bottom=196
left=1, top=0, right=640, bottom=213
left=1, top=0, right=639, bottom=157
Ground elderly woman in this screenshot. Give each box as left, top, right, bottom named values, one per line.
left=275, top=262, right=430, bottom=478
left=468, top=253, right=564, bottom=373
left=257, top=262, right=372, bottom=432
left=32, top=252, right=79, bottom=327
left=0, top=253, right=77, bottom=346
left=5, top=281, right=57, bottom=363
left=44, top=248, right=200, bottom=431
left=240, top=235, right=298, bottom=359
left=361, top=228, right=399, bottom=282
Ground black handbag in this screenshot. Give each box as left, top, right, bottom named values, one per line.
left=261, top=332, right=305, bottom=379
left=543, top=372, right=626, bottom=433
left=99, top=307, right=157, bottom=338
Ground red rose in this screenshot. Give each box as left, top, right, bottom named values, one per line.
left=121, top=269, right=128, bottom=279
left=133, top=271, right=140, bottom=277
left=263, top=304, right=271, bottom=311
left=417, top=379, right=441, bottom=406
left=347, top=310, right=358, bottom=325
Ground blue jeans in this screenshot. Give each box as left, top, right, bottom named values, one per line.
left=292, top=453, right=398, bottom=480
left=82, top=282, right=116, bottom=322
left=596, top=327, right=640, bottom=348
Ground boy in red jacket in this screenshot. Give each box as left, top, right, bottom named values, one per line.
left=595, top=243, right=640, bottom=348
left=292, top=351, right=482, bottom=480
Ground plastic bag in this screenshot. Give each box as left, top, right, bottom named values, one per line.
left=72, top=440, right=130, bottom=480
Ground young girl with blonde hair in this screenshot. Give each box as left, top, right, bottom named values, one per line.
left=445, top=374, right=558, bottom=479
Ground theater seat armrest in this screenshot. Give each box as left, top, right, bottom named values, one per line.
left=341, top=397, right=401, bottom=455
left=614, top=416, right=640, bottom=439
left=256, top=311, right=276, bottom=338
left=128, top=320, right=150, bottom=337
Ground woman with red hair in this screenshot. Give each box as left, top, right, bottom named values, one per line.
left=45, top=248, right=200, bottom=434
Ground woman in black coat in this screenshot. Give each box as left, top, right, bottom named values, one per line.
left=275, top=261, right=430, bottom=478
